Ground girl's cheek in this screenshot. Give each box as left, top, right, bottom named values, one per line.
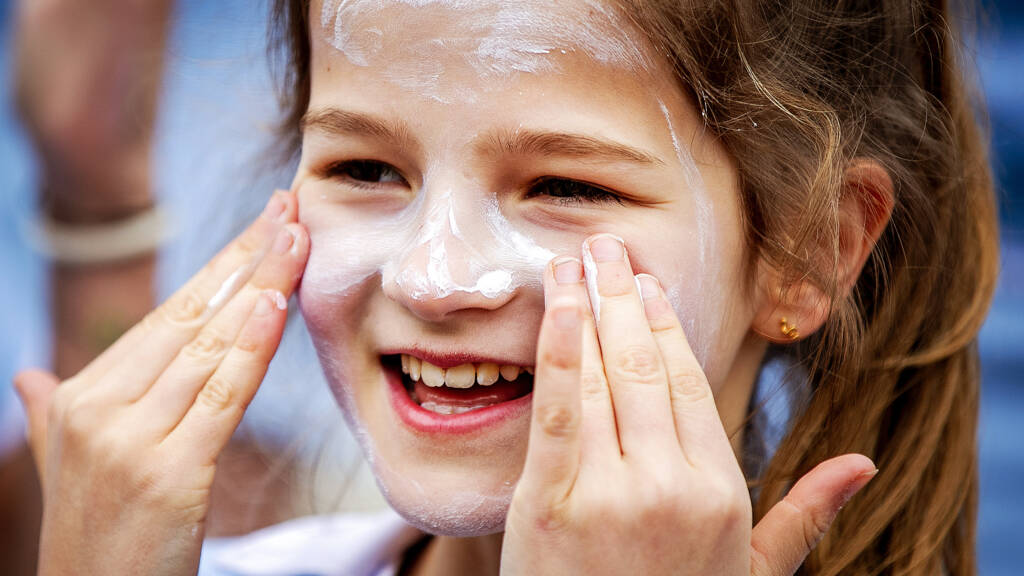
left=298, top=232, right=376, bottom=335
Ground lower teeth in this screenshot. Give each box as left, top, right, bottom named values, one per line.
left=420, top=401, right=489, bottom=415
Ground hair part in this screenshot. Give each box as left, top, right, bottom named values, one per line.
left=269, top=1, right=999, bottom=573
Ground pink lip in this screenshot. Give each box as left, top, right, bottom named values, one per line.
left=379, top=347, right=534, bottom=370
left=384, top=365, right=533, bottom=435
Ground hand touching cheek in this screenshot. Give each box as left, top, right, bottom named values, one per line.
left=14, top=191, right=309, bottom=576
left=501, top=234, right=876, bottom=576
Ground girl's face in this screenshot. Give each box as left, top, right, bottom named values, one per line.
left=295, top=0, right=757, bottom=536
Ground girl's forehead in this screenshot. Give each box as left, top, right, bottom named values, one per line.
left=314, top=0, right=655, bottom=104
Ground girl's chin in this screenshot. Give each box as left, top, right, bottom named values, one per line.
left=328, top=358, right=528, bottom=536
left=372, top=468, right=515, bottom=537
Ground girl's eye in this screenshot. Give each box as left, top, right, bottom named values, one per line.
left=526, top=177, right=624, bottom=205
left=325, top=160, right=408, bottom=187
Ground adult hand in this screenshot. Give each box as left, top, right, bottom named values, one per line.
left=13, top=0, right=175, bottom=221
left=501, top=234, right=876, bottom=575
left=13, top=191, right=308, bottom=576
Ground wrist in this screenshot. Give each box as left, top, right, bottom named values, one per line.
left=45, top=193, right=155, bottom=224
left=40, top=152, right=154, bottom=224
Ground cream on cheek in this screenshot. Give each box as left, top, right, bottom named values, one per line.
left=656, top=99, right=724, bottom=373
left=299, top=186, right=556, bottom=305
left=298, top=0, right=734, bottom=537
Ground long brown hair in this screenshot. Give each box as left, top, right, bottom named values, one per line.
left=269, top=1, right=999, bottom=574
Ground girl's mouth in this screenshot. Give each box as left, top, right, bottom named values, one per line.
left=381, top=353, right=535, bottom=434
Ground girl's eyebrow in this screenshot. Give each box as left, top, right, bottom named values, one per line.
left=302, top=107, right=663, bottom=166
left=301, top=107, right=421, bottom=155
left=477, top=128, right=664, bottom=166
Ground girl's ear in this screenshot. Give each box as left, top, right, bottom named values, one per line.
left=751, top=159, right=895, bottom=343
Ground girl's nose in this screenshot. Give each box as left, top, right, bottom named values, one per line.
left=382, top=209, right=516, bottom=322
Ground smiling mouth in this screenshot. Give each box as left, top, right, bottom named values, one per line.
left=382, top=354, right=534, bottom=415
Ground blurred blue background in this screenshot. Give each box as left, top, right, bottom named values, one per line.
left=0, top=0, right=1020, bottom=573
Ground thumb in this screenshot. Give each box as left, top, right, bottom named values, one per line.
left=749, top=453, right=877, bottom=576
left=12, top=369, right=60, bottom=481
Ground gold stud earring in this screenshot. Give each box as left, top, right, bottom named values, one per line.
left=780, top=317, right=800, bottom=340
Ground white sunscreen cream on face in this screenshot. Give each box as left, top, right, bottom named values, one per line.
left=302, top=187, right=556, bottom=306
left=319, top=0, right=652, bottom=103
left=300, top=0, right=734, bottom=540
left=657, top=98, right=720, bottom=367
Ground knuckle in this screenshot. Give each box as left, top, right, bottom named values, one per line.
left=718, top=491, right=751, bottom=526
left=579, top=371, right=607, bottom=400
left=60, top=393, right=99, bottom=442
left=233, top=331, right=264, bottom=355
left=138, top=310, right=161, bottom=334
left=233, top=231, right=263, bottom=258
left=668, top=367, right=711, bottom=402
left=698, top=480, right=751, bottom=525
left=539, top=347, right=578, bottom=372
left=127, top=458, right=170, bottom=499
left=535, top=404, right=578, bottom=439
left=196, top=376, right=236, bottom=412
left=160, top=291, right=207, bottom=326
left=182, top=330, right=231, bottom=363
left=610, top=346, right=662, bottom=385
left=529, top=498, right=573, bottom=534
left=48, top=386, right=73, bottom=423
left=637, top=469, right=688, bottom=518
left=787, top=496, right=831, bottom=551
left=100, top=431, right=139, bottom=473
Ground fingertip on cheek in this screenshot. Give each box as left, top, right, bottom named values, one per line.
left=543, top=257, right=583, bottom=307
left=635, top=273, right=662, bottom=301
left=636, top=274, right=673, bottom=320
left=254, top=289, right=288, bottom=317
left=551, top=257, right=584, bottom=285
left=282, top=223, right=311, bottom=261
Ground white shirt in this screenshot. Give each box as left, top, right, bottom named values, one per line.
left=198, top=509, right=424, bottom=576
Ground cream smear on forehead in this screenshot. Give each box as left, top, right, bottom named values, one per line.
left=319, top=0, right=651, bottom=103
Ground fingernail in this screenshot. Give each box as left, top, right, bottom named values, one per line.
left=552, top=257, right=583, bottom=285
left=263, top=193, right=286, bottom=221
left=841, top=468, right=878, bottom=505
left=636, top=274, right=661, bottom=300
left=551, top=301, right=580, bottom=330
left=273, top=226, right=296, bottom=254
left=587, top=234, right=624, bottom=263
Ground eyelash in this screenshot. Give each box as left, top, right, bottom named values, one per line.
left=324, top=160, right=408, bottom=189
left=525, top=177, right=624, bottom=206
left=323, top=160, right=624, bottom=205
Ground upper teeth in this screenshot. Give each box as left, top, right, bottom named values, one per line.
left=400, top=354, right=533, bottom=388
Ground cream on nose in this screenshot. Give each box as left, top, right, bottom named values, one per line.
left=381, top=189, right=517, bottom=321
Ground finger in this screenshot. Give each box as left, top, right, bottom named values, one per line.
left=750, top=454, right=877, bottom=576
left=635, top=274, right=734, bottom=468
left=545, top=257, right=618, bottom=461
left=519, top=294, right=584, bottom=509
left=582, top=234, right=675, bottom=458
left=79, top=191, right=296, bottom=401
left=12, top=369, right=60, bottom=481
left=139, top=223, right=309, bottom=434
left=163, top=289, right=290, bottom=466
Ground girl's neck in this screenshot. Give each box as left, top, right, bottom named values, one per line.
left=405, top=531, right=504, bottom=576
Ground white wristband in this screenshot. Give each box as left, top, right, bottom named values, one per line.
left=22, top=204, right=173, bottom=265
